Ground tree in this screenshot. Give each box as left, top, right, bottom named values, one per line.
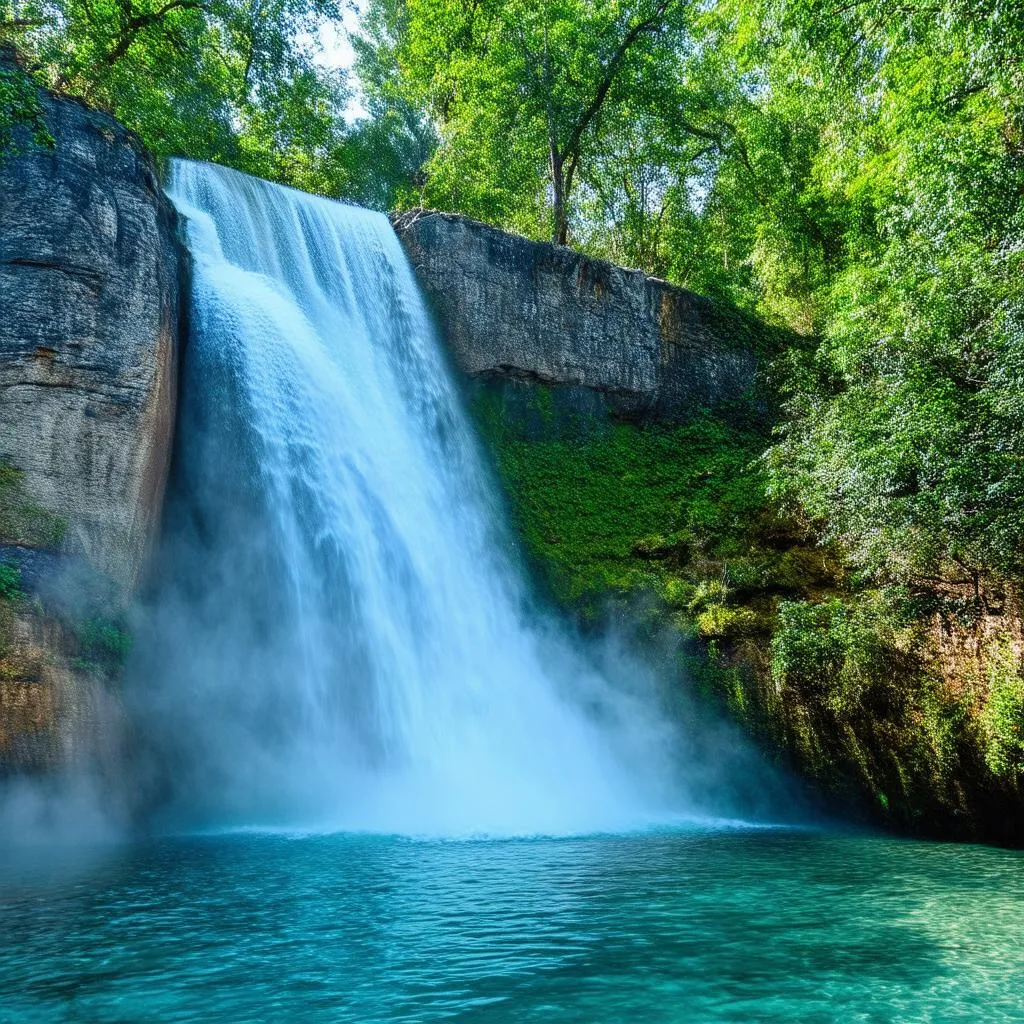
left=2, top=0, right=353, bottom=193
left=752, top=0, right=1024, bottom=586
left=346, top=0, right=437, bottom=210
left=371, top=0, right=694, bottom=244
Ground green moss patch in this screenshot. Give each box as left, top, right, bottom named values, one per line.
left=476, top=386, right=772, bottom=608
left=0, top=462, right=66, bottom=548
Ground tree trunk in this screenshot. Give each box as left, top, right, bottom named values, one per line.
left=550, top=150, right=568, bottom=245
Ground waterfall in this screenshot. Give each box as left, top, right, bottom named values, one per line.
left=137, top=160, right=687, bottom=836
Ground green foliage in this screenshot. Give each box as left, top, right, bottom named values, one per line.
left=0, top=462, right=66, bottom=548
left=476, top=390, right=768, bottom=608
left=0, top=56, right=53, bottom=157
left=982, top=641, right=1024, bottom=778
left=744, top=1, right=1024, bottom=585
left=1, top=0, right=428, bottom=202
left=73, top=617, right=131, bottom=674
left=694, top=603, right=758, bottom=640
left=26, top=0, right=346, bottom=185
left=360, top=0, right=696, bottom=242
left=770, top=593, right=919, bottom=712
left=772, top=600, right=869, bottom=704
left=0, top=561, right=22, bottom=599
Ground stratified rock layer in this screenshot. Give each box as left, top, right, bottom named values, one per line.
left=391, top=210, right=765, bottom=422
left=0, top=77, right=184, bottom=602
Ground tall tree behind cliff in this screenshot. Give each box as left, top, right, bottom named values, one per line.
left=736, top=0, right=1024, bottom=588
left=360, top=0, right=699, bottom=244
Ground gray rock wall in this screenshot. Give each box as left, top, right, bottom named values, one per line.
left=0, top=57, right=183, bottom=782
left=392, top=211, right=766, bottom=422
left=0, top=67, right=184, bottom=604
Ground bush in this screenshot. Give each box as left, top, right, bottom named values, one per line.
left=695, top=603, right=759, bottom=639
left=74, top=618, right=132, bottom=674
left=982, top=641, right=1024, bottom=778
left=0, top=561, right=21, bottom=599
left=661, top=576, right=695, bottom=608
left=770, top=598, right=893, bottom=710
left=686, top=579, right=729, bottom=614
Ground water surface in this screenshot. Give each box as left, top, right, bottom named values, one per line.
left=2, top=829, right=1022, bottom=1022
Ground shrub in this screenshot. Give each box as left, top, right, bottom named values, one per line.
left=0, top=561, right=21, bottom=599
left=695, top=603, right=759, bottom=639
left=74, top=618, right=132, bottom=674
left=686, top=579, right=729, bottom=615
left=769, top=597, right=894, bottom=710
left=982, top=641, right=1024, bottom=778
left=661, top=576, right=695, bottom=608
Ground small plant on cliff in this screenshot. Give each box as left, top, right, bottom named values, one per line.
left=982, top=641, right=1024, bottom=778
left=694, top=603, right=759, bottom=640
left=73, top=617, right=131, bottom=675
left=0, top=561, right=22, bottom=599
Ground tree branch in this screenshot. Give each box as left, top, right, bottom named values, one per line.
left=559, top=0, right=674, bottom=164
left=102, top=0, right=209, bottom=66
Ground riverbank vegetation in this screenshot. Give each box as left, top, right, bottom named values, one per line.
left=3, top=0, right=1022, bottom=836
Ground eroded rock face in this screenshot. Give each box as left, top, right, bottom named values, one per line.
left=0, top=609, right=123, bottom=776
left=0, top=74, right=184, bottom=602
left=391, top=210, right=766, bottom=422
left=0, top=59, right=184, bottom=783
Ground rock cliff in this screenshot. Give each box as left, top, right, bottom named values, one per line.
left=0, top=77, right=183, bottom=600
left=391, top=210, right=770, bottom=423
left=0, top=55, right=184, bottom=777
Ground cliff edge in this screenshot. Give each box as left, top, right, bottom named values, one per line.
left=391, top=210, right=774, bottom=423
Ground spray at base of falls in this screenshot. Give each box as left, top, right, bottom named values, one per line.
left=132, top=161, right=749, bottom=837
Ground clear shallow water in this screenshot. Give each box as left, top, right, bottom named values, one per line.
left=1, top=829, right=1022, bottom=1023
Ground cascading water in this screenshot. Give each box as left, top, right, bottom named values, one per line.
left=135, top=160, right=693, bottom=836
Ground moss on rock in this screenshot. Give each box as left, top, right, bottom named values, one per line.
left=0, top=462, right=66, bottom=549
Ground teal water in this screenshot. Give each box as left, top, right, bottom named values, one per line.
left=1, top=829, right=1022, bottom=1022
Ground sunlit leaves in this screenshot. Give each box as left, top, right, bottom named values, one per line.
left=365, top=0, right=696, bottom=241
left=5, top=0, right=352, bottom=191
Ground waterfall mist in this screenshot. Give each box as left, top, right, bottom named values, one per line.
left=127, top=161, right=787, bottom=837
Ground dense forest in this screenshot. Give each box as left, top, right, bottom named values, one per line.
left=2, top=0, right=1023, bottom=829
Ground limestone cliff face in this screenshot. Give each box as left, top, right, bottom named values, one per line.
left=391, top=210, right=765, bottom=422
left=0, top=73, right=184, bottom=603
left=0, top=60, right=184, bottom=779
